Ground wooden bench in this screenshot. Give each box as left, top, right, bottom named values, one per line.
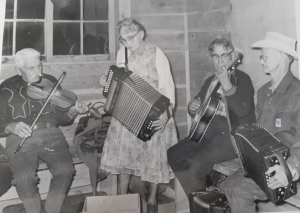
left=213, top=158, right=300, bottom=210
left=0, top=156, right=117, bottom=212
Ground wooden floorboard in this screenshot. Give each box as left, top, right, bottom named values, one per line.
left=2, top=192, right=95, bottom=213
left=1, top=187, right=175, bottom=213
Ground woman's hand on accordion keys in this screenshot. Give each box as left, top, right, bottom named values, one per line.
left=266, top=163, right=299, bottom=189
left=152, top=111, right=169, bottom=132
left=99, top=74, right=107, bottom=87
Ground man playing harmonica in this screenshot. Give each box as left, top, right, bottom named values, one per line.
left=222, top=32, right=300, bottom=212
left=167, top=38, right=256, bottom=198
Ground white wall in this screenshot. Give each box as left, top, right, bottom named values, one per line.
left=229, top=0, right=298, bottom=95
left=0, top=0, right=6, bottom=74
left=296, top=0, right=300, bottom=79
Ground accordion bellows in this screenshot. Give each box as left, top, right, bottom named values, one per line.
left=232, top=123, right=297, bottom=203
left=103, top=65, right=170, bottom=142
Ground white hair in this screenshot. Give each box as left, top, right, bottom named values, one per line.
left=15, top=48, right=40, bottom=68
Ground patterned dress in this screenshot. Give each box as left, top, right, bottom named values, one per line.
left=100, top=43, right=178, bottom=184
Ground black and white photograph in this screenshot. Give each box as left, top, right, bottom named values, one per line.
left=0, top=0, right=299, bottom=213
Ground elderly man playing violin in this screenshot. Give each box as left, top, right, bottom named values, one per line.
left=0, top=48, right=88, bottom=213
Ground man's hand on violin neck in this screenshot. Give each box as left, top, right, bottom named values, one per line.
left=69, top=101, right=89, bottom=115
left=5, top=122, right=32, bottom=138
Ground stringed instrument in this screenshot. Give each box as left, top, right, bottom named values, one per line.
left=188, top=51, right=243, bottom=143
left=27, top=77, right=77, bottom=109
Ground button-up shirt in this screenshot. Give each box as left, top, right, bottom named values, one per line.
left=0, top=74, right=75, bottom=137
left=256, top=70, right=300, bottom=174
left=195, top=69, right=256, bottom=132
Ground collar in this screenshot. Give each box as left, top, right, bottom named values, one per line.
left=10, top=75, right=29, bottom=90
left=273, top=70, right=294, bottom=94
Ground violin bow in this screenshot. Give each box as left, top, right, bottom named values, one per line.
left=14, top=72, right=67, bottom=154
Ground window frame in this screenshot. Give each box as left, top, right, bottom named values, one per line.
left=2, top=0, right=117, bottom=64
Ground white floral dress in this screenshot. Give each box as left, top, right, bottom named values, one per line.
left=100, top=43, right=178, bottom=184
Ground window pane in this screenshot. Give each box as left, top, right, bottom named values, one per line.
left=53, top=23, right=80, bottom=55
left=16, top=22, right=44, bottom=54
left=5, top=0, right=14, bottom=19
left=83, top=0, right=108, bottom=20
left=17, top=0, right=45, bottom=19
left=2, top=22, right=13, bottom=56
left=53, top=0, right=80, bottom=20
left=84, top=23, right=109, bottom=54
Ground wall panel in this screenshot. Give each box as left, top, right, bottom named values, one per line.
left=229, top=0, right=298, bottom=96
left=187, top=0, right=231, bottom=102
left=186, top=0, right=230, bottom=12
left=131, top=0, right=185, bottom=15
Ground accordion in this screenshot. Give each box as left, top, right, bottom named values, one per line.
left=189, top=188, right=230, bottom=213
left=232, top=123, right=297, bottom=203
left=103, top=65, right=170, bottom=142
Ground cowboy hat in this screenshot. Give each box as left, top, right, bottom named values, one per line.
left=250, top=31, right=298, bottom=60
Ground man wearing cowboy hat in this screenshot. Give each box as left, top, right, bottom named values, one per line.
left=222, top=31, right=300, bottom=212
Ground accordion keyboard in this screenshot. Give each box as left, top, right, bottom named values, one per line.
left=233, top=123, right=297, bottom=203
left=103, top=65, right=170, bottom=142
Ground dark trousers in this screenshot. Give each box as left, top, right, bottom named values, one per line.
left=6, top=128, right=74, bottom=213
left=167, top=129, right=237, bottom=196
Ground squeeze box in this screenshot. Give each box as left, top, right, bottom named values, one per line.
left=103, top=65, right=170, bottom=142
left=232, top=123, right=297, bottom=203
left=189, top=188, right=230, bottom=213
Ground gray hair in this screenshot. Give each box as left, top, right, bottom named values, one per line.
left=117, top=18, right=147, bottom=40
left=15, top=48, right=40, bottom=68
left=208, top=38, right=234, bottom=54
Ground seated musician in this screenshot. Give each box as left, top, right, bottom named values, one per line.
left=222, top=32, right=300, bottom=212
left=167, top=38, right=256, bottom=198
left=99, top=18, right=178, bottom=213
left=0, top=48, right=89, bottom=213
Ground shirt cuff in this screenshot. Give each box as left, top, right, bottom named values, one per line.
left=287, top=155, right=300, bottom=180
left=223, top=86, right=237, bottom=96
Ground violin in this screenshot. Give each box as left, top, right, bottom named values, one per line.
left=16, top=72, right=99, bottom=154
left=27, top=76, right=77, bottom=109
left=16, top=72, right=70, bottom=153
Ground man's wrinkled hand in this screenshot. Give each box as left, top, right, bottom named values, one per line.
left=188, top=97, right=201, bottom=115
left=265, top=164, right=289, bottom=189
left=215, top=66, right=232, bottom=91
left=5, top=122, right=32, bottom=138
left=69, top=101, right=89, bottom=115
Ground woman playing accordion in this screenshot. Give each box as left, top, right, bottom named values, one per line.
left=99, top=18, right=178, bottom=213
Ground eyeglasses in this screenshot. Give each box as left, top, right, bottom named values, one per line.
left=259, top=55, right=268, bottom=62
left=119, top=31, right=140, bottom=45
left=211, top=50, right=233, bottom=61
